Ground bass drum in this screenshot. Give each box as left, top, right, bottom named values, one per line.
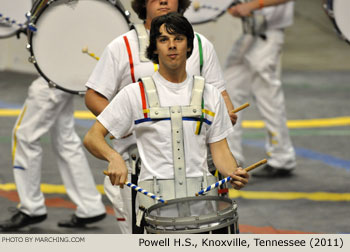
left=27, top=0, right=131, bottom=94
left=323, top=0, right=350, bottom=44
left=0, top=0, right=32, bottom=39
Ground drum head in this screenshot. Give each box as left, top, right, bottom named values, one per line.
left=333, top=0, right=350, bottom=42
left=0, top=0, right=32, bottom=38
left=145, top=196, right=238, bottom=234
left=184, top=0, right=233, bottom=24
left=29, top=0, right=130, bottom=94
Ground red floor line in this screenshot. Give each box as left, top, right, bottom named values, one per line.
left=0, top=190, right=115, bottom=215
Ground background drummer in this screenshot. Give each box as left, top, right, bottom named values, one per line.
left=224, top=0, right=297, bottom=177
left=85, top=0, right=238, bottom=234
left=83, top=11, right=249, bottom=225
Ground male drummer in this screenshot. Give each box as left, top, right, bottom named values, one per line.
left=85, top=0, right=237, bottom=234
left=83, top=12, right=249, bottom=228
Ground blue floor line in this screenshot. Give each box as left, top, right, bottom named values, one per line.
left=243, top=139, right=350, bottom=171
left=0, top=101, right=23, bottom=109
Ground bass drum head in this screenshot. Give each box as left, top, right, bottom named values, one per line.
left=0, top=0, right=32, bottom=38
left=184, top=0, right=233, bottom=24
left=29, top=0, right=130, bottom=94
left=333, top=0, right=350, bottom=42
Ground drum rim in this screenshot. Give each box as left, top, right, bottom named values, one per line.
left=323, top=0, right=350, bottom=44
left=145, top=196, right=237, bottom=227
left=26, top=0, right=131, bottom=94
left=145, top=216, right=238, bottom=234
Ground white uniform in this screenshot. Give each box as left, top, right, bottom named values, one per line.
left=86, top=28, right=226, bottom=233
left=224, top=2, right=296, bottom=169
left=12, top=77, right=105, bottom=218
left=98, top=71, right=232, bottom=181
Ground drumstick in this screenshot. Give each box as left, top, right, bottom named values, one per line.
left=195, top=158, right=267, bottom=196
left=232, top=103, right=250, bottom=113
left=103, top=170, right=167, bottom=204
left=0, top=14, right=25, bottom=28
left=82, top=46, right=100, bottom=61
left=193, top=1, right=201, bottom=11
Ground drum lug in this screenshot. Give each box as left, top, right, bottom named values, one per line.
left=25, top=12, right=31, bottom=20
left=28, top=56, right=36, bottom=64
left=48, top=81, right=57, bottom=89
left=26, top=44, right=31, bottom=51
left=28, top=23, right=37, bottom=32
left=78, top=91, right=86, bottom=97
left=124, top=10, right=131, bottom=18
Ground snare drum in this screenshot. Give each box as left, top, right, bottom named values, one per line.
left=27, top=0, right=131, bottom=94
left=0, top=0, right=32, bottom=39
left=323, top=0, right=350, bottom=44
left=144, top=196, right=239, bottom=234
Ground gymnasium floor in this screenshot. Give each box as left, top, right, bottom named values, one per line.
left=0, top=0, right=349, bottom=234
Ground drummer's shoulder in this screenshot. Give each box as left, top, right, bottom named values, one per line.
left=193, top=32, right=214, bottom=49
left=106, top=30, right=138, bottom=49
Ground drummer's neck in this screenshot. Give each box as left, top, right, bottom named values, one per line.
left=144, top=19, right=151, bottom=31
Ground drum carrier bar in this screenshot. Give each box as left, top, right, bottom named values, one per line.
left=141, top=75, right=205, bottom=199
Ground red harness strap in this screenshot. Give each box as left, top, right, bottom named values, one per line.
left=123, top=36, right=136, bottom=83
left=139, top=81, right=148, bottom=118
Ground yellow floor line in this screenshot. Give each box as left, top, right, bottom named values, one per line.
left=1, top=109, right=350, bottom=128
left=1, top=183, right=350, bottom=202
left=229, top=190, right=350, bottom=202
left=0, top=183, right=105, bottom=195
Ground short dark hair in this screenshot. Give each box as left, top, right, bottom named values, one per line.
left=146, top=12, right=194, bottom=64
left=131, top=0, right=191, bottom=20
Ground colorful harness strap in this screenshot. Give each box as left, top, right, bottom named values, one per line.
left=123, top=36, right=136, bottom=83
left=195, top=99, right=205, bottom=135
left=194, top=33, right=205, bottom=134
left=196, top=33, right=204, bottom=74
left=138, top=81, right=148, bottom=118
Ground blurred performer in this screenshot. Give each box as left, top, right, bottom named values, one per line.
left=225, top=0, right=296, bottom=177
left=84, top=12, right=249, bottom=226
left=85, top=0, right=236, bottom=233
left=0, top=76, right=106, bottom=231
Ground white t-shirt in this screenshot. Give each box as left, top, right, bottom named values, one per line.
left=257, top=1, right=294, bottom=30
left=97, top=72, right=233, bottom=182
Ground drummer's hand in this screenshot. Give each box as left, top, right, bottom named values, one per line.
left=228, top=3, right=255, bottom=17
left=229, top=111, right=238, bottom=125
left=229, top=167, right=249, bottom=190
left=107, top=155, right=128, bottom=188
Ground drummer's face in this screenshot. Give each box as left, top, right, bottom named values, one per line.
left=146, top=0, right=179, bottom=21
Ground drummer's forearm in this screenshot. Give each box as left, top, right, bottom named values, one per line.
left=248, top=0, right=292, bottom=10
left=85, top=88, right=109, bottom=116
left=84, top=121, right=116, bottom=161
left=209, top=139, right=239, bottom=177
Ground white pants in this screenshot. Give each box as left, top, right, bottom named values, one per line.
left=224, top=30, right=296, bottom=169
left=12, top=77, right=105, bottom=217
left=103, top=174, right=132, bottom=233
